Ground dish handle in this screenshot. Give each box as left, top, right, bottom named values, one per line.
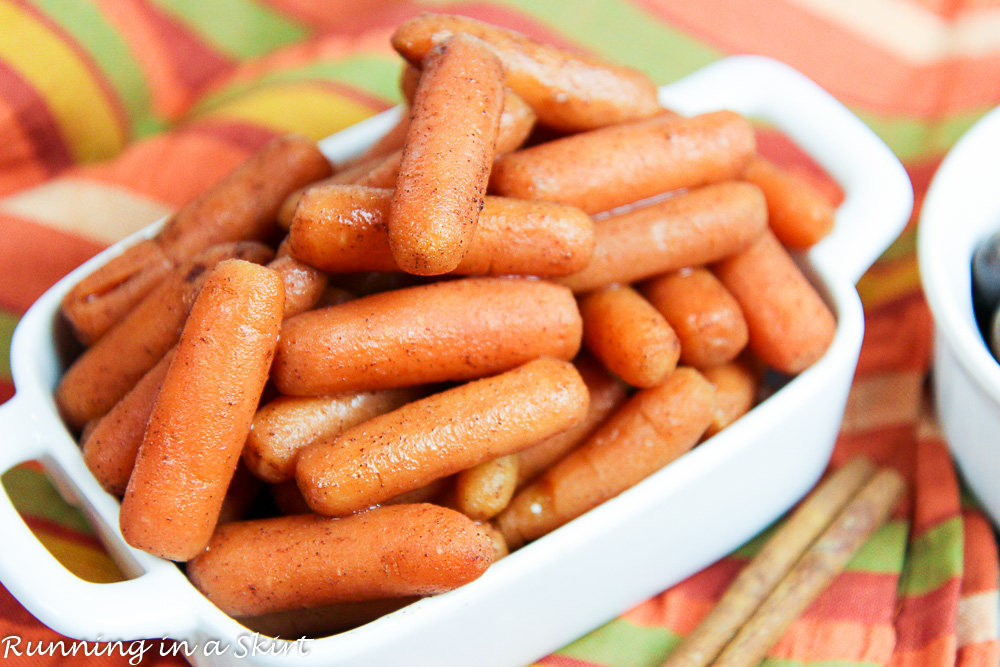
left=0, top=394, right=194, bottom=642
left=659, top=55, right=914, bottom=286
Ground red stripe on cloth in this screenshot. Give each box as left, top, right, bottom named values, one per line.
left=834, top=424, right=916, bottom=468
left=121, top=0, right=233, bottom=96
left=21, top=515, right=102, bottom=551
left=911, top=432, right=962, bottom=538
left=12, top=0, right=130, bottom=142
left=961, top=509, right=1000, bottom=596
left=633, top=0, right=958, bottom=117
left=0, top=381, right=14, bottom=405
left=625, top=557, right=745, bottom=633
left=0, top=213, right=102, bottom=314
left=265, top=0, right=587, bottom=54
left=76, top=130, right=257, bottom=209
left=536, top=654, right=608, bottom=667
left=0, top=60, right=74, bottom=180
left=856, top=293, right=933, bottom=375
left=0, top=96, right=55, bottom=198
left=957, top=640, right=1000, bottom=667
left=799, top=571, right=900, bottom=625
left=184, top=120, right=281, bottom=154
left=893, top=577, right=963, bottom=651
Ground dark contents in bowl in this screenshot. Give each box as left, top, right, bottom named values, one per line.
left=971, top=229, right=1000, bottom=359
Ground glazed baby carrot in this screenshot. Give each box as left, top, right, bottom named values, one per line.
left=640, top=267, right=749, bottom=369
left=187, top=505, right=494, bottom=616
left=389, top=34, right=504, bottom=275
left=82, top=350, right=173, bottom=497
left=272, top=277, right=582, bottom=397
left=490, top=111, right=755, bottom=215
left=243, top=388, right=421, bottom=484
left=332, top=87, right=535, bottom=192
left=119, top=259, right=284, bottom=562
left=742, top=155, right=836, bottom=249
left=497, top=367, right=715, bottom=549
left=268, top=242, right=328, bottom=318
left=61, top=135, right=331, bottom=344
left=289, top=185, right=594, bottom=277
left=296, top=357, right=589, bottom=516
left=392, top=13, right=661, bottom=132
left=713, top=229, right=836, bottom=375
left=701, top=360, right=759, bottom=438
left=59, top=240, right=174, bottom=346
left=558, top=182, right=768, bottom=293
left=454, top=454, right=521, bottom=521
left=155, top=134, right=331, bottom=262
left=56, top=242, right=274, bottom=430
left=517, top=354, right=628, bottom=488
left=578, top=284, right=680, bottom=388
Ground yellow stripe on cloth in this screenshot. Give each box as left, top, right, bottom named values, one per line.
left=35, top=531, right=125, bottom=584
left=199, top=81, right=377, bottom=141
left=0, top=0, right=125, bottom=163
left=0, top=177, right=171, bottom=245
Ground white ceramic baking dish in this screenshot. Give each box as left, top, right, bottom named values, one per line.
left=919, top=104, right=1000, bottom=528
left=0, top=55, right=911, bottom=667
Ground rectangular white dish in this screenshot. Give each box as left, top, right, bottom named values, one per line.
left=0, top=56, right=911, bottom=667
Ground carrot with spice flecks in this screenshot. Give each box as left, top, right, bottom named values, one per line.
left=713, top=228, right=836, bottom=375
left=56, top=242, right=274, bottom=430
left=392, top=12, right=661, bottom=132
left=389, top=33, right=504, bottom=275
left=187, top=505, right=494, bottom=617
left=61, top=135, right=331, bottom=345
left=517, top=354, right=628, bottom=488
left=578, top=284, right=680, bottom=388
left=289, top=185, right=593, bottom=277
left=119, top=259, right=284, bottom=562
left=701, top=359, right=759, bottom=438
left=659, top=456, right=879, bottom=667
left=742, top=155, right=836, bottom=250
left=454, top=454, right=521, bottom=521
left=558, top=182, right=767, bottom=294
left=81, top=350, right=173, bottom=497
left=707, top=465, right=905, bottom=667
left=295, top=357, right=589, bottom=516
left=497, top=367, right=715, bottom=549
left=640, top=267, right=749, bottom=369
left=272, top=277, right=582, bottom=397
left=491, top=111, right=754, bottom=215
left=242, top=388, right=422, bottom=484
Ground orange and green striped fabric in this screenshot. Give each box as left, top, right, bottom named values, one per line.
left=0, top=2, right=997, bottom=666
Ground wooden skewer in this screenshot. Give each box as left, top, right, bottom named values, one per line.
left=711, top=466, right=906, bottom=667
left=661, top=456, right=878, bottom=667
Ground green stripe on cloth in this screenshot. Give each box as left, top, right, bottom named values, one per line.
left=26, top=0, right=163, bottom=138
left=1, top=466, right=92, bottom=535
left=190, top=54, right=404, bottom=117
left=0, top=309, right=16, bottom=382
left=898, top=516, right=964, bottom=597
left=856, top=107, right=990, bottom=163
left=422, top=0, right=722, bottom=84
left=557, top=618, right=679, bottom=667
left=845, top=519, right=908, bottom=573
left=150, top=0, right=309, bottom=60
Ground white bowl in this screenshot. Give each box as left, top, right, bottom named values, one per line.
left=0, top=56, right=911, bottom=667
left=920, top=104, right=1000, bottom=527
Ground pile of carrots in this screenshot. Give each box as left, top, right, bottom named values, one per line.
left=53, top=13, right=838, bottom=635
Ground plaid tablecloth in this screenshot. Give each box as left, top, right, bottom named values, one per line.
left=0, top=1, right=997, bottom=665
